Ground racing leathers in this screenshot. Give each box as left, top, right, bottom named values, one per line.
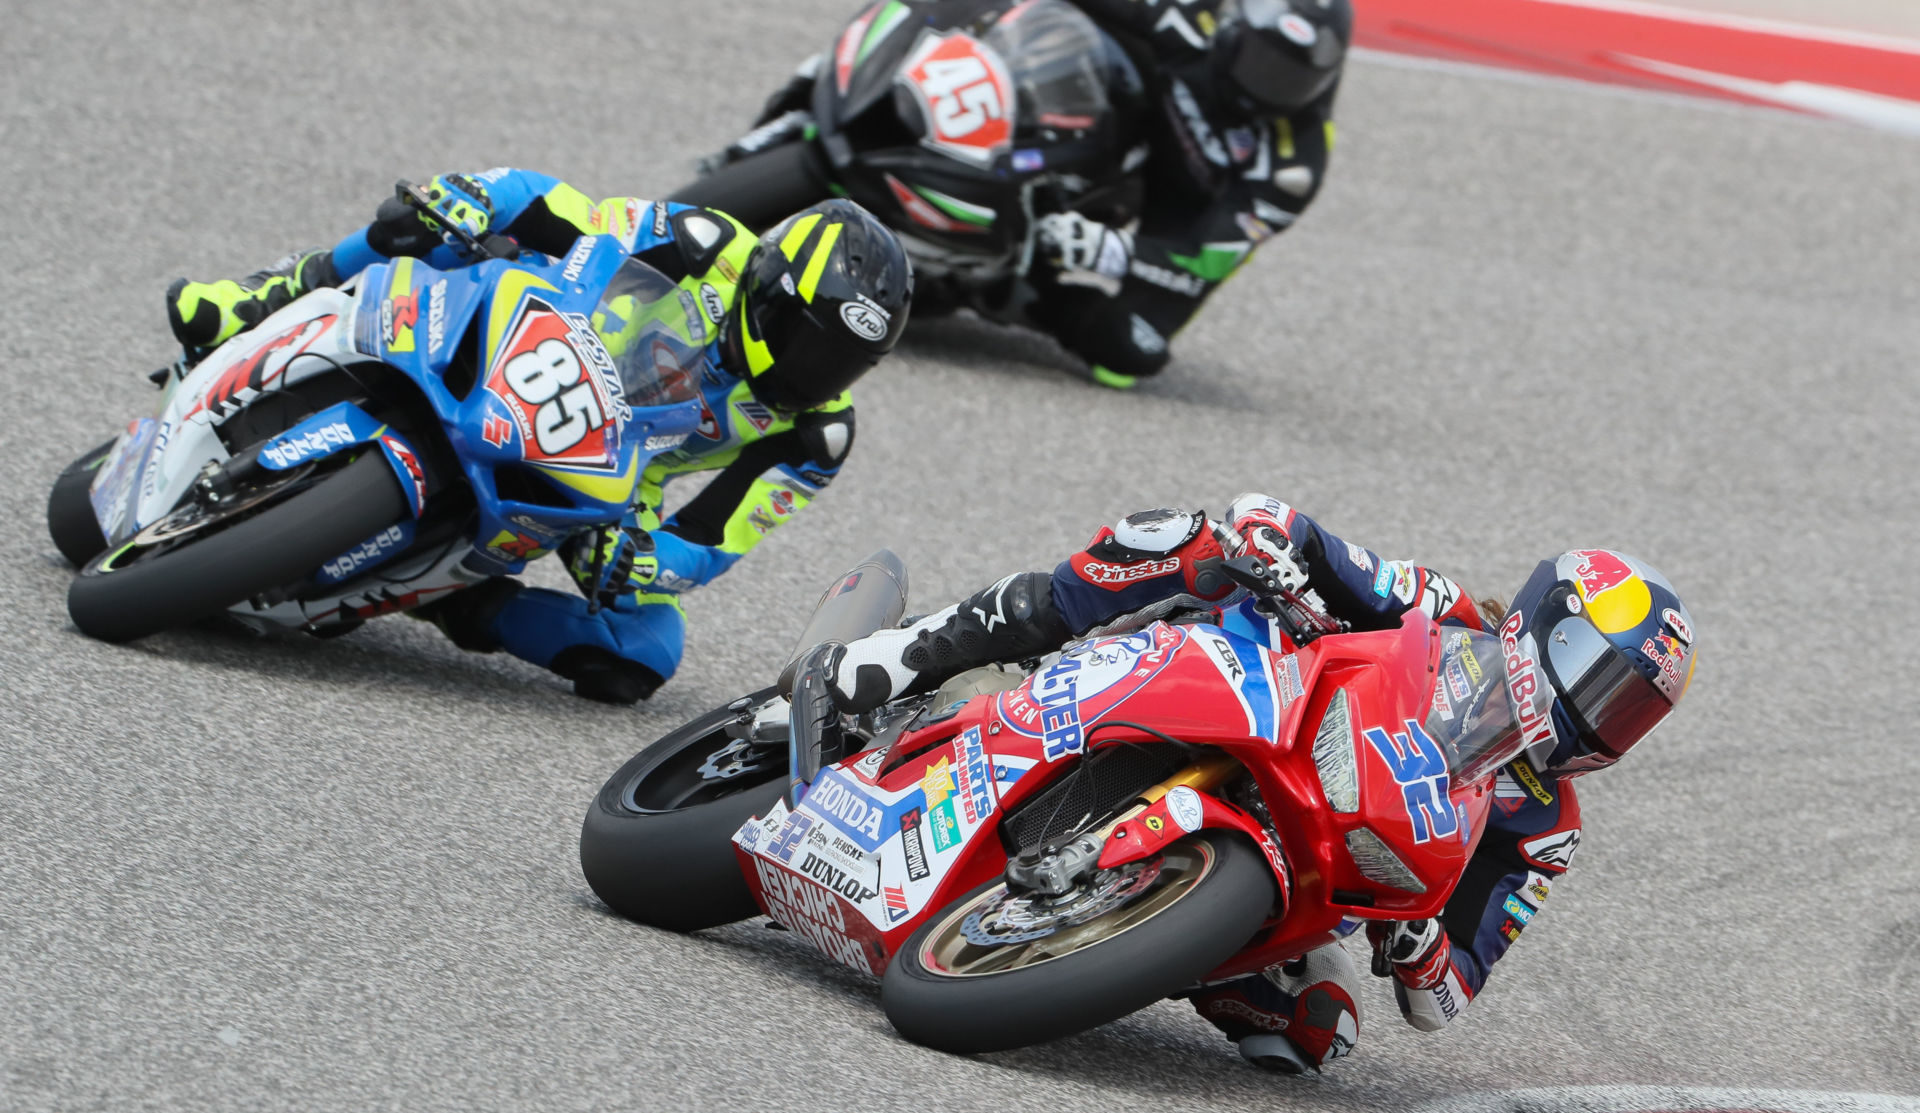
left=822, top=495, right=1583, bottom=1071
left=174, top=169, right=856, bottom=703
left=1029, top=0, right=1339, bottom=386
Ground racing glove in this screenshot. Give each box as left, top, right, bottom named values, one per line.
left=368, top=173, right=494, bottom=258
left=1035, top=211, right=1132, bottom=296
left=1221, top=493, right=1310, bottom=592
left=1366, top=919, right=1450, bottom=989
left=565, top=525, right=658, bottom=611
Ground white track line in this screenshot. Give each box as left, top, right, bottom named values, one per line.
left=1522, top=0, right=1920, bottom=55
left=1415, top=1085, right=1920, bottom=1113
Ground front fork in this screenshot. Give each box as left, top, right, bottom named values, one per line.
left=1009, top=753, right=1291, bottom=918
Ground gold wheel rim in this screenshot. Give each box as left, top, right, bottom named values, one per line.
left=918, top=840, right=1218, bottom=978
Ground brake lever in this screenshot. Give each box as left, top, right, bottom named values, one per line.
left=1212, top=554, right=1345, bottom=646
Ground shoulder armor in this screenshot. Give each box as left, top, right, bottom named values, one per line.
left=1092, top=507, right=1203, bottom=562
left=795, top=408, right=856, bottom=467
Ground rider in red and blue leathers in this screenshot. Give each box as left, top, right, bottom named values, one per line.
left=819, top=494, right=1692, bottom=1073
left=166, top=170, right=911, bottom=703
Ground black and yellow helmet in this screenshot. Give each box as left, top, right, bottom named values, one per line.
left=719, top=199, right=912, bottom=412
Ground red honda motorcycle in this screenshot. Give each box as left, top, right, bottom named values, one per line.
left=581, top=550, right=1531, bottom=1053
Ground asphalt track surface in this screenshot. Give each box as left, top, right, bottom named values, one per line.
left=4, top=3, right=1918, bottom=1111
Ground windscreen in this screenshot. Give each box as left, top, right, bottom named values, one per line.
left=591, top=257, right=708, bottom=409
left=984, top=0, right=1112, bottom=130
left=1425, top=628, right=1530, bottom=784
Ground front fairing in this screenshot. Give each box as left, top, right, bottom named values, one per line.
left=811, top=0, right=1140, bottom=261
left=731, top=619, right=1319, bottom=973
left=350, top=240, right=702, bottom=573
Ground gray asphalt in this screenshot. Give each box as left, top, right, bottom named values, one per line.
left=5, top=2, right=1919, bottom=1110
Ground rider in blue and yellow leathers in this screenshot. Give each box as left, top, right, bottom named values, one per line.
left=168, top=170, right=913, bottom=702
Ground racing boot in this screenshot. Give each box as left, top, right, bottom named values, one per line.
left=1192, top=942, right=1362, bottom=1075
left=166, top=248, right=340, bottom=352
left=823, top=571, right=1069, bottom=714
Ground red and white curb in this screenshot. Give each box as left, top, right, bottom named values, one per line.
left=1355, top=0, right=1920, bottom=137
left=1415, top=1085, right=1920, bottom=1113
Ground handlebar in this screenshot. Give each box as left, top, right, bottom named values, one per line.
left=1214, top=553, right=1347, bottom=647
left=394, top=179, right=521, bottom=261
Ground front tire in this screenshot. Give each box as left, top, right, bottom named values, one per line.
left=579, top=687, right=788, bottom=932
left=882, top=832, right=1276, bottom=1053
left=47, top=440, right=115, bottom=567
left=67, top=451, right=408, bottom=643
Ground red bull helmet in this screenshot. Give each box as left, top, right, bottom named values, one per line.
left=1498, top=550, right=1696, bottom=776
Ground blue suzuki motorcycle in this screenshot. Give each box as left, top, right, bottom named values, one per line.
left=48, top=184, right=703, bottom=643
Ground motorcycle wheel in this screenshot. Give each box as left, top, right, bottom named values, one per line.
left=67, top=451, right=408, bottom=643
left=664, top=143, right=832, bottom=232
left=882, top=831, right=1275, bottom=1053
left=579, top=687, right=789, bottom=933
left=47, top=439, right=115, bottom=567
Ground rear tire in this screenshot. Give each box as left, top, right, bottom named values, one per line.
left=67, top=451, right=408, bottom=643
left=665, top=143, right=832, bottom=232
left=47, top=440, right=115, bottom=567
left=882, top=832, right=1276, bottom=1053
left=579, top=688, right=788, bottom=932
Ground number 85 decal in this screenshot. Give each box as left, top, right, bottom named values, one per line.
left=502, top=338, right=605, bottom=455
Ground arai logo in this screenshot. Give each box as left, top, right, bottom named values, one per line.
left=699, top=283, right=727, bottom=324
left=839, top=301, right=889, bottom=341
left=1279, top=13, right=1318, bottom=46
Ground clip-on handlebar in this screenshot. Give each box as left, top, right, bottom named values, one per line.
left=1216, top=553, right=1346, bottom=647
left=394, top=179, right=521, bottom=261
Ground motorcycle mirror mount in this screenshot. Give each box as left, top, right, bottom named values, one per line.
left=785, top=641, right=845, bottom=808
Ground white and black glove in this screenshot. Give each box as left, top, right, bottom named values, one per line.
left=1221, top=493, right=1310, bottom=592
left=1035, top=211, right=1132, bottom=296
left=1366, top=919, right=1448, bottom=986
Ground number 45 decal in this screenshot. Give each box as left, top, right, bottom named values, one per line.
left=900, top=32, right=1014, bottom=168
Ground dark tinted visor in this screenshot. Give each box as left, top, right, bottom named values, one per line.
left=1542, top=615, right=1672, bottom=758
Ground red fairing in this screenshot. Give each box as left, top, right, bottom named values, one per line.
left=1065, top=520, right=1232, bottom=598
left=730, top=607, right=1502, bottom=982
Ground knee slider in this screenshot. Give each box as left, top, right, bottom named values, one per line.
left=551, top=646, right=664, bottom=704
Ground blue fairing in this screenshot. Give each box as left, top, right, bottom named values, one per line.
left=345, top=238, right=703, bottom=579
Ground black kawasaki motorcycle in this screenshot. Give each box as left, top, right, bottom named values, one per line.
left=668, top=0, right=1148, bottom=320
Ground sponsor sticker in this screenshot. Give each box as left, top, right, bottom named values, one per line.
left=699, top=283, right=727, bottom=324
left=261, top=421, right=355, bottom=469
left=1077, top=556, right=1180, bottom=587
left=1361, top=718, right=1457, bottom=844
left=561, top=239, right=594, bottom=283
left=751, top=858, right=878, bottom=975
left=1166, top=785, right=1203, bottom=833
left=839, top=300, right=889, bottom=340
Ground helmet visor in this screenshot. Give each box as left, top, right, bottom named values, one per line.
left=1543, top=616, right=1672, bottom=759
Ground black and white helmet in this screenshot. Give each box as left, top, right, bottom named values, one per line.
left=1210, top=0, right=1352, bottom=114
